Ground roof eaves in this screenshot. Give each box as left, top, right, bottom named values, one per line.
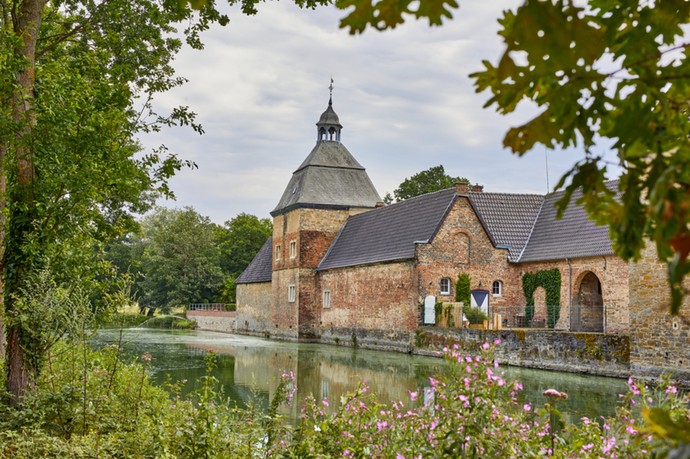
left=316, top=255, right=416, bottom=272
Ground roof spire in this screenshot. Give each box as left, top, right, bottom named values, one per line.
left=328, top=77, right=334, bottom=106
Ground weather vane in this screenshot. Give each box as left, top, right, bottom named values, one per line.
left=329, top=77, right=334, bottom=105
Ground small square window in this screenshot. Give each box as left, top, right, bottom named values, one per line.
left=323, top=290, right=331, bottom=308
left=275, top=244, right=281, bottom=261
left=288, top=285, right=296, bottom=302
left=492, top=280, right=502, bottom=297
left=440, top=278, right=451, bottom=295
left=289, top=240, right=297, bottom=258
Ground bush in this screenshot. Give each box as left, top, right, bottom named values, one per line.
left=463, top=305, right=487, bottom=325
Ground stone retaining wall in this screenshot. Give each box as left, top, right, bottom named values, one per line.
left=192, top=309, right=632, bottom=379
left=187, top=310, right=236, bottom=333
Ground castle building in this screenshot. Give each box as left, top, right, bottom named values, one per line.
left=236, top=98, right=630, bottom=340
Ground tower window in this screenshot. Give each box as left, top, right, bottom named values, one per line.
left=288, top=285, right=296, bottom=302
left=440, top=278, right=451, bottom=295
left=289, top=240, right=297, bottom=258
left=492, top=280, right=502, bottom=297
left=275, top=244, right=281, bottom=261
left=323, top=290, right=331, bottom=308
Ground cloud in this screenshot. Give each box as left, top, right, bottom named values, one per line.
left=138, top=0, right=616, bottom=223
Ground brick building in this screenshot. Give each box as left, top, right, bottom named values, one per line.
left=235, top=99, right=633, bottom=342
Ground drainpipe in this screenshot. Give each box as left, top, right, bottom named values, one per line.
left=567, top=258, right=572, bottom=331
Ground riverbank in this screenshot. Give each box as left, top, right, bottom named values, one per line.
left=190, top=312, right=634, bottom=381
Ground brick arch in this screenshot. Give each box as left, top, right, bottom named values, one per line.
left=532, top=286, right=548, bottom=328
left=573, top=271, right=604, bottom=332
left=452, top=229, right=470, bottom=264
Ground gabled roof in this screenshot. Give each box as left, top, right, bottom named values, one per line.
left=236, top=237, right=273, bottom=284
left=468, top=193, right=544, bottom=262
left=517, top=184, right=616, bottom=263
left=317, top=188, right=456, bottom=271
left=271, top=141, right=381, bottom=216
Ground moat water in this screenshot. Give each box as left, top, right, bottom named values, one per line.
left=94, top=329, right=628, bottom=423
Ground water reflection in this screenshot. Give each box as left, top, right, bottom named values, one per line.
left=94, top=329, right=628, bottom=422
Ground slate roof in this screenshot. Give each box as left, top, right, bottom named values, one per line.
left=468, top=193, right=544, bottom=262
left=271, top=141, right=381, bottom=216
left=517, top=184, right=616, bottom=263
left=236, top=237, right=273, bottom=284
left=316, top=188, right=457, bottom=271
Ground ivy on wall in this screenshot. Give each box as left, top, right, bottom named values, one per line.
left=522, top=268, right=561, bottom=328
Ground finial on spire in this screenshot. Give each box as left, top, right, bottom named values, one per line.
left=328, top=77, right=334, bottom=106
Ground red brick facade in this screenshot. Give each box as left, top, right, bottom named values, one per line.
left=238, top=191, right=631, bottom=339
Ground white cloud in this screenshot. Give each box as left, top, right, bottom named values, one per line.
left=138, top=0, right=616, bottom=223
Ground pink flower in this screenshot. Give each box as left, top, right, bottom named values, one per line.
left=322, top=399, right=329, bottom=407
left=543, top=389, right=568, bottom=399
left=482, top=342, right=490, bottom=350
left=523, top=404, right=531, bottom=412
left=494, top=338, right=501, bottom=345
left=408, top=390, right=418, bottom=401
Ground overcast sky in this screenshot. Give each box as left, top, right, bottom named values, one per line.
left=140, top=0, right=621, bottom=224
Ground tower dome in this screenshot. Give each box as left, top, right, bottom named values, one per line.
left=316, top=82, right=342, bottom=142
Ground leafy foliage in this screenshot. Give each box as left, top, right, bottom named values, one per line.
left=471, top=0, right=690, bottom=314
left=522, top=269, right=561, bottom=328
left=216, top=213, right=272, bottom=278
left=455, top=272, right=471, bottom=308
left=389, top=165, right=468, bottom=202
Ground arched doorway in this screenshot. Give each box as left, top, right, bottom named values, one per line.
left=572, top=271, right=604, bottom=332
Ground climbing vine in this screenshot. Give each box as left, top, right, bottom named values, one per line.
left=522, top=269, right=561, bottom=328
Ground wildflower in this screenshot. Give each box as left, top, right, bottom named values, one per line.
left=580, top=417, right=591, bottom=425
left=543, top=388, right=568, bottom=399
left=322, top=399, right=329, bottom=407
left=482, top=342, right=490, bottom=350
left=494, top=338, right=501, bottom=345
left=429, top=376, right=439, bottom=387
left=523, top=403, right=531, bottom=412
left=666, top=385, right=678, bottom=395
left=142, top=353, right=152, bottom=362
left=408, top=390, right=419, bottom=401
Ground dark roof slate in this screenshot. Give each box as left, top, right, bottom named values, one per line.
left=317, top=188, right=456, bottom=271
left=236, top=237, right=273, bottom=284
left=468, top=193, right=544, bottom=262
left=271, top=142, right=381, bottom=216
left=517, top=184, right=616, bottom=263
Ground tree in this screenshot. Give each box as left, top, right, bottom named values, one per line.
left=216, top=213, right=272, bottom=278
left=1, top=0, right=327, bottom=403
left=133, top=207, right=224, bottom=313
left=389, top=165, right=468, bottom=202
left=333, top=0, right=690, bottom=315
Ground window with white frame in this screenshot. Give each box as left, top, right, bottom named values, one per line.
left=323, top=289, right=331, bottom=308
left=275, top=244, right=281, bottom=261
left=289, top=240, right=297, bottom=258
left=492, top=280, right=502, bottom=297
left=440, top=278, right=451, bottom=295
left=288, top=285, right=296, bottom=302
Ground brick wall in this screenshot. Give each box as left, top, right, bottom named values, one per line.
left=629, top=243, right=690, bottom=385
left=318, top=261, right=419, bottom=332
left=236, top=282, right=272, bottom=334
left=416, top=197, right=521, bottom=319
left=518, top=256, right=629, bottom=333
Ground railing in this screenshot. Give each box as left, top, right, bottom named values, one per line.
left=188, top=303, right=229, bottom=312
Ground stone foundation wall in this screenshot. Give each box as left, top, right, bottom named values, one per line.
left=629, top=243, right=690, bottom=386
left=188, top=310, right=236, bottom=333
left=412, top=327, right=630, bottom=378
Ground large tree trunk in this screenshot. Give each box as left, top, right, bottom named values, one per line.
left=4, top=0, right=47, bottom=405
